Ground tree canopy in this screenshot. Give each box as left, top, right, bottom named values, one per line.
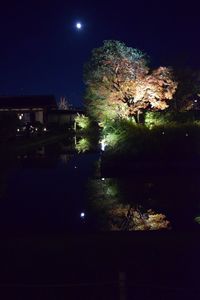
left=173, top=68, right=200, bottom=111
left=84, top=40, right=177, bottom=124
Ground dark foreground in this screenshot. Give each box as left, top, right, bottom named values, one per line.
left=0, top=142, right=200, bottom=299
left=0, top=232, right=199, bottom=299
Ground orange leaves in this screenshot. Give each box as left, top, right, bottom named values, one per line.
left=103, top=66, right=177, bottom=118
left=108, top=205, right=171, bottom=231
left=84, top=41, right=177, bottom=121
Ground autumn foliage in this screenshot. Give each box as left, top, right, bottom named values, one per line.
left=108, top=205, right=170, bottom=231
left=84, top=40, right=177, bottom=123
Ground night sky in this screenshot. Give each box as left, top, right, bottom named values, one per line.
left=0, top=0, right=200, bottom=106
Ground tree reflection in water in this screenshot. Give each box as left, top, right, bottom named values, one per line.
left=87, top=178, right=171, bottom=231
left=109, top=205, right=170, bottom=231
left=75, top=137, right=91, bottom=153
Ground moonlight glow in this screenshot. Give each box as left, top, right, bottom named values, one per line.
left=76, top=22, right=82, bottom=30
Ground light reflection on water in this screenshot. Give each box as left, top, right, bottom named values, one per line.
left=0, top=140, right=200, bottom=233
left=87, top=178, right=171, bottom=231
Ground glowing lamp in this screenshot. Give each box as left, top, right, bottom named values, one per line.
left=80, top=212, right=85, bottom=218
left=76, top=22, right=82, bottom=29
left=100, top=139, right=106, bottom=151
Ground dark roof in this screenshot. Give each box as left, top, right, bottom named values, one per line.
left=0, top=95, right=57, bottom=109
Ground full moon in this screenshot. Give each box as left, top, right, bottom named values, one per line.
left=76, top=22, right=82, bottom=30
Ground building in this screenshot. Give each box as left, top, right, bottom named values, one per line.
left=48, top=108, right=84, bottom=126
left=0, top=95, right=57, bottom=124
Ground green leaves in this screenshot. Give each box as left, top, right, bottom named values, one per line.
left=84, top=40, right=177, bottom=126
left=84, top=40, right=148, bottom=123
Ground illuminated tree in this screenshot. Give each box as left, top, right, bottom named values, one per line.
left=84, top=40, right=148, bottom=122
left=75, top=114, right=91, bottom=130
left=173, top=68, right=200, bottom=111
left=84, top=40, right=177, bottom=124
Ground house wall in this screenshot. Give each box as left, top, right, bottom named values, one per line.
left=35, top=110, right=44, bottom=123
left=48, top=112, right=77, bottom=125
left=23, top=112, right=31, bottom=123
left=0, top=108, right=45, bottom=124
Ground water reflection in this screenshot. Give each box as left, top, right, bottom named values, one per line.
left=16, top=140, right=76, bottom=168
left=87, top=178, right=171, bottom=231
left=87, top=176, right=200, bottom=231
left=75, top=137, right=91, bottom=153
left=194, top=216, right=200, bottom=224
left=59, top=153, right=73, bottom=164
left=0, top=145, right=16, bottom=200
left=108, top=206, right=170, bottom=231
left=0, top=138, right=200, bottom=232
left=75, top=131, right=99, bottom=153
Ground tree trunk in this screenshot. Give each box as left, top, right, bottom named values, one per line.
left=137, top=111, right=140, bottom=124
left=133, top=115, right=138, bottom=124
left=133, top=111, right=144, bottom=124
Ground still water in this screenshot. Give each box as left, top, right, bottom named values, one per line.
left=0, top=140, right=200, bottom=234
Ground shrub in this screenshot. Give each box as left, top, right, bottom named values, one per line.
left=75, top=137, right=91, bottom=153
left=102, top=118, right=200, bottom=160
left=144, top=111, right=195, bottom=128
left=75, top=114, right=91, bottom=131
